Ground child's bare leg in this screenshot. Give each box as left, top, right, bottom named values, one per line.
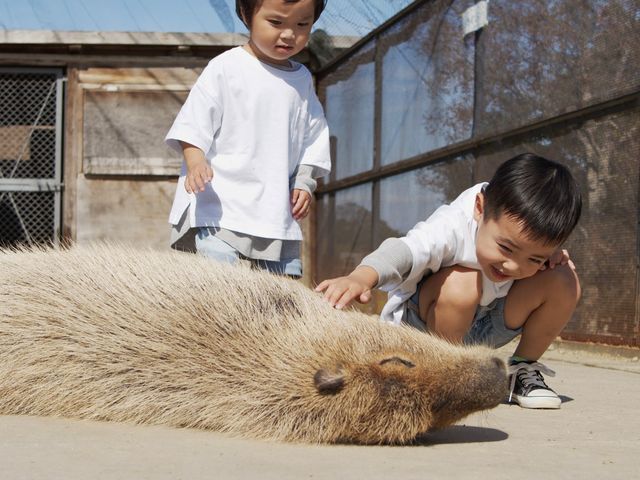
left=418, top=266, right=483, bottom=343
left=504, top=263, right=581, bottom=360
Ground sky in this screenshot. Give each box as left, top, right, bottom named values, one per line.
left=0, top=0, right=415, bottom=37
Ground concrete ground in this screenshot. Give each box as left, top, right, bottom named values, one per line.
left=1, top=340, right=638, bottom=480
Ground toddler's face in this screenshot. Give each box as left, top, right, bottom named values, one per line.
left=246, top=0, right=315, bottom=66
left=473, top=193, right=558, bottom=282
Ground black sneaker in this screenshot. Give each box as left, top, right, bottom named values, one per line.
left=508, top=361, right=561, bottom=409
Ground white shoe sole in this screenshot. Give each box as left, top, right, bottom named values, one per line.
left=513, top=394, right=561, bottom=409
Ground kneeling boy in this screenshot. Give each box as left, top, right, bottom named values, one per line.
left=317, top=153, right=582, bottom=409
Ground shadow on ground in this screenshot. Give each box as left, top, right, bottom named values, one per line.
left=414, top=425, right=508, bottom=445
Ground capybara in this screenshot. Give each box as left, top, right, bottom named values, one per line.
left=0, top=244, right=507, bottom=444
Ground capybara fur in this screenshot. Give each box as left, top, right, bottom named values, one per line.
left=0, top=244, right=507, bottom=444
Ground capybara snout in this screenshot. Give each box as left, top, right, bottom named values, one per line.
left=0, top=245, right=507, bottom=444
left=319, top=345, right=508, bottom=442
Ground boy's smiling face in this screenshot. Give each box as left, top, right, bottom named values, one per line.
left=473, top=193, right=559, bottom=282
left=244, top=0, right=315, bottom=66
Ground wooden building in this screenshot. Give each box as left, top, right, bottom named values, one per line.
left=0, top=30, right=244, bottom=251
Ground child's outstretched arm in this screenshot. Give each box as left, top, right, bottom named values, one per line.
left=315, top=266, right=379, bottom=310
left=316, top=238, right=414, bottom=310
left=181, top=141, right=213, bottom=193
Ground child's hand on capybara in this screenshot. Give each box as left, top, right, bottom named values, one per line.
left=316, top=266, right=378, bottom=309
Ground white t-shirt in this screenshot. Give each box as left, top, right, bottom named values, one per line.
left=371, top=183, right=514, bottom=325
left=166, top=47, right=331, bottom=240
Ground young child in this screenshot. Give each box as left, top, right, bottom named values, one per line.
left=165, top=0, right=331, bottom=277
left=316, top=153, right=582, bottom=409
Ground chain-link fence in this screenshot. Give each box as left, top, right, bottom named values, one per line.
left=315, top=0, right=640, bottom=346
left=0, top=69, right=63, bottom=247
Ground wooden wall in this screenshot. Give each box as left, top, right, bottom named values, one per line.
left=64, top=66, right=200, bottom=251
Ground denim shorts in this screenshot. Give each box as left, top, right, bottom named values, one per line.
left=404, top=282, right=522, bottom=348
left=195, top=228, right=302, bottom=277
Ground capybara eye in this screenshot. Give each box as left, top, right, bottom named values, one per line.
left=378, top=357, right=415, bottom=368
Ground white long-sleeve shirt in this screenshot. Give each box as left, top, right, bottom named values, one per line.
left=166, top=46, right=331, bottom=241
left=361, top=183, right=514, bottom=325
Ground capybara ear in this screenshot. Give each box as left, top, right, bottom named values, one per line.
left=314, top=367, right=345, bottom=394
left=378, top=356, right=416, bottom=368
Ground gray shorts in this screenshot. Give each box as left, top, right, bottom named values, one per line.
left=195, top=228, right=302, bottom=277
left=403, top=282, right=522, bottom=348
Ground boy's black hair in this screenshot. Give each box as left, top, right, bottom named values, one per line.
left=236, top=0, right=327, bottom=27
left=482, top=153, right=582, bottom=246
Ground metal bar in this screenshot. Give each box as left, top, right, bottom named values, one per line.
left=0, top=179, right=61, bottom=192
left=0, top=66, right=65, bottom=75
left=560, top=332, right=638, bottom=348
left=317, top=90, right=640, bottom=195
left=54, top=73, right=65, bottom=246
left=371, top=37, right=383, bottom=247
left=636, top=118, right=640, bottom=346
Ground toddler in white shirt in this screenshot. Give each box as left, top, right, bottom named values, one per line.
left=166, top=0, right=330, bottom=277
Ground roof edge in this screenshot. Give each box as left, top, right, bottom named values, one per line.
left=0, top=30, right=249, bottom=46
